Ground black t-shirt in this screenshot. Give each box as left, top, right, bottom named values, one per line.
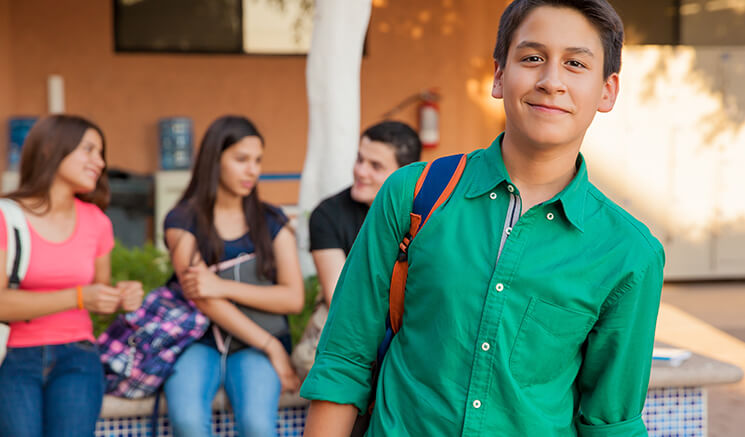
left=309, top=187, right=369, bottom=255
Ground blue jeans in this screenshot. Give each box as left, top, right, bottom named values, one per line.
left=164, top=342, right=281, bottom=437
left=0, top=341, right=105, bottom=437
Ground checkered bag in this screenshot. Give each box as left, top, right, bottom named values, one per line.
left=97, top=284, right=209, bottom=398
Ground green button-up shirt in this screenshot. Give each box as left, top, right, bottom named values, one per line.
left=300, top=135, right=665, bottom=436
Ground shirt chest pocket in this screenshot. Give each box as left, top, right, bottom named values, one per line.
left=509, top=297, right=596, bottom=387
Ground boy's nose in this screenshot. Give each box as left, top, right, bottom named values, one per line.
left=536, top=64, right=566, bottom=94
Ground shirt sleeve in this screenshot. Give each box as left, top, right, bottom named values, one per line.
left=299, top=163, right=425, bottom=412
left=264, top=204, right=289, bottom=240
left=575, top=243, right=665, bottom=437
left=308, top=200, right=342, bottom=251
left=163, top=205, right=198, bottom=249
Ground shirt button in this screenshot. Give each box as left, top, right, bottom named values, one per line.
left=489, top=192, right=497, bottom=200
left=505, top=227, right=512, bottom=235
left=495, top=283, right=504, bottom=292
left=547, top=212, right=555, bottom=221
left=473, top=400, right=482, bottom=409
left=481, top=342, right=490, bottom=351
left=507, top=185, right=515, bottom=193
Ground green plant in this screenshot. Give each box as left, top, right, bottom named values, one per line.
left=91, top=241, right=173, bottom=336
left=289, top=275, right=320, bottom=346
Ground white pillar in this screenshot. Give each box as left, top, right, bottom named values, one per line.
left=297, top=0, right=372, bottom=275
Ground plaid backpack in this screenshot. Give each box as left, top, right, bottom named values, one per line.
left=97, top=284, right=209, bottom=398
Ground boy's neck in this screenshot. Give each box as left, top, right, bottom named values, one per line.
left=501, top=131, right=581, bottom=213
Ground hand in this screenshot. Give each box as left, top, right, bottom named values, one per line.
left=116, top=280, right=144, bottom=312
left=181, top=263, right=226, bottom=300
left=81, top=284, right=121, bottom=314
left=264, top=337, right=301, bottom=392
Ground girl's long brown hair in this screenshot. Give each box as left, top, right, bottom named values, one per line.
left=177, top=115, right=282, bottom=280
left=5, top=114, right=110, bottom=211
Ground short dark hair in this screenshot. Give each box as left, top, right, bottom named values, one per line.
left=493, top=0, right=624, bottom=79
left=361, top=121, right=422, bottom=167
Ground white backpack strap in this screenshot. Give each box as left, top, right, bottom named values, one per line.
left=0, top=199, right=31, bottom=286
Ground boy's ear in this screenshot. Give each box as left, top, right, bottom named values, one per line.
left=598, top=72, right=620, bottom=113
left=492, top=60, right=504, bottom=99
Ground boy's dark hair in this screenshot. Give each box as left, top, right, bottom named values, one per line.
left=493, top=0, right=624, bottom=79
left=361, top=121, right=422, bottom=167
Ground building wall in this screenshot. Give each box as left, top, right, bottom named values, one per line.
left=2, top=0, right=509, bottom=206
left=0, top=0, right=11, bottom=172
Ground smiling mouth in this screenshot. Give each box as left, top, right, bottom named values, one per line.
left=527, top=103, right=569, bottom=114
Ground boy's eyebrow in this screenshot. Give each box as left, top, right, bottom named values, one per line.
left=565, top=46, right=595, bottom=57
left=515, top=40, right=595, bottom=57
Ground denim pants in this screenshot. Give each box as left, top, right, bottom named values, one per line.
left=0, top=341, right=105, bottom=437
left=163, top=342, right=282, bottom=437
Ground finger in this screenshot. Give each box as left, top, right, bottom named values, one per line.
left=121, top=286, right=142, bottom=297
left=118, top=283, right=137, bottom=293
left=183, top=282, right=197, bottom=294
left=101, top=296, right=120, bottom=306
left=100, top=286, right=122, bottom=296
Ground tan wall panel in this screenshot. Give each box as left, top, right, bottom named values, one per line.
left=258, top=180, right=300, bottom=206
left=362, top=0, right=507, bottom=163
left=7, top=0, right=307, bottom=179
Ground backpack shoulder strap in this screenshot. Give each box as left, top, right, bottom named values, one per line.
left=389, top=154, right=466, bottom=333
left=0, top=199, right=31, bottom=288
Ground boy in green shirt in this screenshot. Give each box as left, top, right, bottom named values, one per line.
left=301, top=1, right=665, bottom=435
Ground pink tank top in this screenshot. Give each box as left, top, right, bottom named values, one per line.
left=0, top=198, right=114, bottom=347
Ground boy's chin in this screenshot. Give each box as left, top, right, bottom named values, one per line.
left=515, top=126, right=584, bottom=150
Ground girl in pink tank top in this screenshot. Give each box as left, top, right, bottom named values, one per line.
left=0, top=115, right=144, bottom=437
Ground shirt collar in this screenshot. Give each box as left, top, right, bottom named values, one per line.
left=464, top=133, right=588, bottom=232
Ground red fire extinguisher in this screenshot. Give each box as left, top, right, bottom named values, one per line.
left=418, top=89, right=440, bottom=148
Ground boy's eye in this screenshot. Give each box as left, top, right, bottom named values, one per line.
left=567, top=60, right=586, bottom=69
left=522, top=55, right=543, bottom=63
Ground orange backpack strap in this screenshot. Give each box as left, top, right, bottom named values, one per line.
left=388, top=154, right=467, bottom=333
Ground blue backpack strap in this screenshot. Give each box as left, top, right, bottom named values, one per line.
left=377, top=154, right=467, bottom=361
left=411, top=153, right=468, bottom=231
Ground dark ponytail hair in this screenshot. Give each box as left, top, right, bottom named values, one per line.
left=177, top=115, right=282, bottom=280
